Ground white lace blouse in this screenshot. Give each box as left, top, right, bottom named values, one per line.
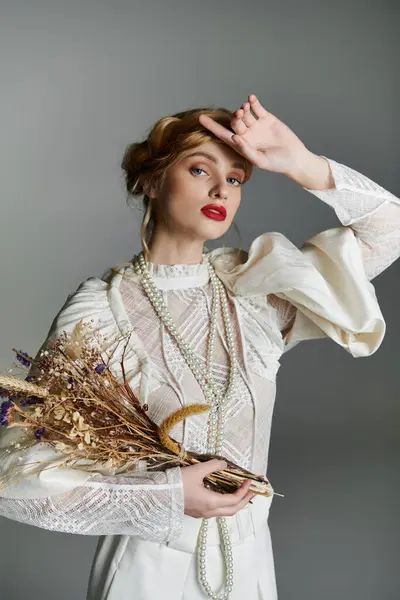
left=1, top=157, right=399, bottom=544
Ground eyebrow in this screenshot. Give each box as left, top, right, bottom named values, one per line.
left=184, top=151, right=246, bottom=172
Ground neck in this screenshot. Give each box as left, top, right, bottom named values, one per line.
left=147, top=230, right=205, bottom=265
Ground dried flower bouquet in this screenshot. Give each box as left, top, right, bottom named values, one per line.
left=0, top=320, right=274, bottom=498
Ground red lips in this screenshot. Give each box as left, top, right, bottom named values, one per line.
left=201, top=204, right=227, bottom=221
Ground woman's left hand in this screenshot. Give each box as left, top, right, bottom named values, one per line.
left=198, top=94, right=310, bottom=176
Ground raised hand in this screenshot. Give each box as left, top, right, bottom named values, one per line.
left=198, top=94, right=310, bottom=176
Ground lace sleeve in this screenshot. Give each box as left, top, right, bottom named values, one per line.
left=269, top=158, right=400, bottom=335
left=305, top=157, right=400, bottom=281
left=0, top=466, right=184, bottom=542
left=0, top=276, right=185, bottom=543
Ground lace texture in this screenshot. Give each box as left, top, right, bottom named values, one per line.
left=0, top=467, right=183, bottom=541
left=148, top=262, right=208, bottom=279
left=309, top=157, right=400, bottom=281
left=120, top=275, right=258, bottom=470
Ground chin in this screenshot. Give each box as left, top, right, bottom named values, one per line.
left=204, top=230, right=227, bottom=242
left=197, top=222, right=230, bottom=242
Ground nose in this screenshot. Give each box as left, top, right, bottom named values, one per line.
left=210, top=180, right=229, bottom=201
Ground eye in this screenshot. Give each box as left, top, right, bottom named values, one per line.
left=191, top=167, right=207, bottom=176
left=190, top=167, right=243, bottom=186
left=227, top=177, right=243, bottom=186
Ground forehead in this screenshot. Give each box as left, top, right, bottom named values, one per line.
left=181, top=141, right=246, bottom=171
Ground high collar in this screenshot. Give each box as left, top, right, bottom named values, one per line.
left=145, top=259, right=210, bottom=290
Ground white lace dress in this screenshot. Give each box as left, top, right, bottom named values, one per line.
left=1, top=157, right=399, bottom=599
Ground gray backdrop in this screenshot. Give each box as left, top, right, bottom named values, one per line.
left=0, top=1, right=398, bottom=598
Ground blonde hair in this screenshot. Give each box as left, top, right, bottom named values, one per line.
left=121, top=107, right=254, bottom=261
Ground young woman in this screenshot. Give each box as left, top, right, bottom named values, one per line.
left=1, top=94, right=399, bottom=600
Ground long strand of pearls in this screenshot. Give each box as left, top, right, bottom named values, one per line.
left=132, top=251, right=238, bottom=599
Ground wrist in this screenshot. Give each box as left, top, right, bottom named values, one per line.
left=285, top=150, right=335, bottom=190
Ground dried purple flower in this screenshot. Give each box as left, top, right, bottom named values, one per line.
left=0, top=398, right=15, bottom=426
left=35, top=427, right=46, bottom=440
left=95, top=364, right=106, bottom=375
left=27, top=396, right=39, bottom=405
left=1, top=401, right=12, bottom=413
left=15, top=350, right=31, bottom=368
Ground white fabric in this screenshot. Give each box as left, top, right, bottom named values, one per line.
left=86, top=494, right=276, bottom=600
left=0, top=156, right=399, bottom=599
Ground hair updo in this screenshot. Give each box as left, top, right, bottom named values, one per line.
left=121, top=107, right=254, bottom=260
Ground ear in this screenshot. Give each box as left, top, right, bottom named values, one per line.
left=143, top=178, right=159, bottom=199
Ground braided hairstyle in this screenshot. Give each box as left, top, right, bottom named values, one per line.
left=121, top=107, right=254, bottom=260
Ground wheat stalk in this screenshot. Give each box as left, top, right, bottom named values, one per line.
left=0, top=375, right=49, bottom=397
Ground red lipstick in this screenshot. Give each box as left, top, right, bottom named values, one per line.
left=201, top=204, right=227, bottom=222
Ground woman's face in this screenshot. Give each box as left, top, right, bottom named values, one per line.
left=149, top=140, right=247, bottom=242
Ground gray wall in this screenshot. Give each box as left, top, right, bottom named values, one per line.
left=1, top=1, right=398, bottom=598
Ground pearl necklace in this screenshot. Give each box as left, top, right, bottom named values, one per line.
left=133, top=251, right=239, bottom=599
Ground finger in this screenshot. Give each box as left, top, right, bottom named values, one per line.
left=205, top=478, right=253, bottom=509
left=211, top=489, right=255, bottom=517
left=248, top=94, right=269, bottom=119
left=241, top=102, right=256, bottom=127
left=198, top=115, right=234, bottom=145
left=227, top=477, right=253, bottom=499
left=231, top=135, right=264, bottom=167
left=231, top=109, right=247, bottom=135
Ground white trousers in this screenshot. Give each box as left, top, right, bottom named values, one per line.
left=86, top=494, right=277, bottom=599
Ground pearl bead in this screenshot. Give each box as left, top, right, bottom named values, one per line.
left=133, top=251, right=237, bottom=599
